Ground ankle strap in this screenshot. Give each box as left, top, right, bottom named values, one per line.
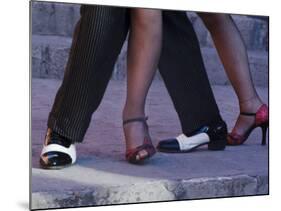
left=240, top=104, right=268, bottom=116
left=240, top=112, right=256, bottom=116
left=123, top=116, right=148, bottom=125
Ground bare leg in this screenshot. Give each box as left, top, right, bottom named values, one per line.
left=198, top=13, right=264, bottom=135
left=123, top=9, right=162, bottom=160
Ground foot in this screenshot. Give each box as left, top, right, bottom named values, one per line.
left=39, top=129, right=76, bottom=169
left=157, top=120, right=227, bottom=153
left=123, top=117, right=156, bottom=164
left=230, top=97, right=264, bottom=137
left=228, top=103, right=269, bottom=145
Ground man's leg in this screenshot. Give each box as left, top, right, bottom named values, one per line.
left=158, top=11, right=227, bottom=152
left=40, top=5, right=130, bottom=169
left=159, top=11, right=223, bottom=135
left=47, top=5, right=130, bottom=143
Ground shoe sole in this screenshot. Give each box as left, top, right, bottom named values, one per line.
left=39, top=162, right=73, bottom=170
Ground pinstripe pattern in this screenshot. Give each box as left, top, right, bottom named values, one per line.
left=47, top=6, right=130, bottom=142
left=47, top=5, right=222, bottom=143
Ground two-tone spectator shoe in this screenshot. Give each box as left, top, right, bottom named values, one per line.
left=39, top=128, right=76, bottom=169
left=157, top=120, right=227, bottom=153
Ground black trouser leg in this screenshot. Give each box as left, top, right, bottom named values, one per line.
left=159, top=11, right=223, bottom=135
left=47, top=5, right=130, bottom=143
left=47, top=6, right=222, bottom=143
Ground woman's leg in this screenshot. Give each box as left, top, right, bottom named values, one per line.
left=198, top=13, right=264, bottom=135
left=123, top=9, right=162, bottom=160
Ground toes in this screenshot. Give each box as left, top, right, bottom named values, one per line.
left=137, top=149, right=149, bottom=160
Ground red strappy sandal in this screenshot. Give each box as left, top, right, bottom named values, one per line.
left=227, top=104, right=269, bottom=145
left=123, top=117, right=156, bottom=164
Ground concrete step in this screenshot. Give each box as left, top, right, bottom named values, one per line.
left=32, top=169, right=268, bottom=209
left=188, top=12, right=268, bottom=51
left=201, top=47, right=268, bottom=87
left=31, top=2, right=268, bottom=52
left=32, top=35, right=72, bottom=79
left=31, top=35, right=268, bottom=87
left=31, top=79, right=269, bottom=210
left=31, top=1, right=80, bottom=37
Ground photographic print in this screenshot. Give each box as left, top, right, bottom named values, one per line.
left=30, top=1, right=269, bottom=210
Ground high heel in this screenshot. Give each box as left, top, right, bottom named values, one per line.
left=123, top=117, right=156, bottom=164
left=227, top=104, right=269, bottom=145
left=261, top=123, right=268, bottom=145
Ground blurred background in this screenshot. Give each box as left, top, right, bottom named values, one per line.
left=31, top=1, right=268, bottom=87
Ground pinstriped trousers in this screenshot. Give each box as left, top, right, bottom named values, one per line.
left=47, top=5, right=222, bottom=143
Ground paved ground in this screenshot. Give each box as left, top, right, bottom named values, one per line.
left=31, top=78, right=269, bottom=210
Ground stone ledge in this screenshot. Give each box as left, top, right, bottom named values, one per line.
left=31, top=35, right=268, bottom=87
left=32, top=35, right=72, bottom=79
left=31, top=174, right=268, bottom=210
left=32, top=1, right=80, bottom=37
left=201, top=47, right=268, bottom=87
left=31, top=2, right=268, bottom=52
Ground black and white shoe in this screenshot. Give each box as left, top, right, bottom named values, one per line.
left=39, top=129, right=76, bottom=169
left=157, top=120, right=227, bottom=153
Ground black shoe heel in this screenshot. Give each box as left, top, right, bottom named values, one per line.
left=261, top=123, right=268, bottom=145
left=208, top=138, right=226, bottom=150
left=207, top=120, right=227, bottom=151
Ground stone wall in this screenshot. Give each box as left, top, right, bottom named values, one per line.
left=31, top=1, right=269, bottom=87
